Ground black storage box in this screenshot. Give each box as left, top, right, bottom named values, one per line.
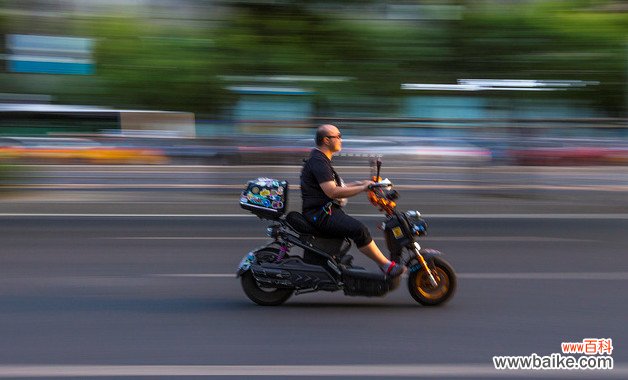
left=342, top=267, right=390, bottom=297
left=240, top=178, right=288, bottom=220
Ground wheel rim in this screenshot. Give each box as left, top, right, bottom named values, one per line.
left=415, top=266, right=449, bottom=300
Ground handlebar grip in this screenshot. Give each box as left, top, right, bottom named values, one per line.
left=368, top=181, right=392, bottom=189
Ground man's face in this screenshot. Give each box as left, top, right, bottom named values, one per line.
left=325, top=127, right=342, bottom=153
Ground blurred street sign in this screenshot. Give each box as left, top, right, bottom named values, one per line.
left=6, top=34, right=94, bottom=75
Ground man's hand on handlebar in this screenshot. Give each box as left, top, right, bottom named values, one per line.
left=362, top=180, right=376, bottom=191
left=367, top=178, right=392, bottom=190
left=350, top=179, right=393, bottom=192
left=348, top=180, right=375, bottom=191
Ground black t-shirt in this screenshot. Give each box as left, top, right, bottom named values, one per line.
left=300, top=149, right=342, bottom=213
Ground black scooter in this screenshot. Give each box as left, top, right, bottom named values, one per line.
left=237, top=160, right=456, bottom=306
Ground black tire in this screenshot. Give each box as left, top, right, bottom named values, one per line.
left=240, top=248, right=293, bottom=306
left=240, top=271, right=293, bottom=306
left=408, top=257, right=456, bottom=306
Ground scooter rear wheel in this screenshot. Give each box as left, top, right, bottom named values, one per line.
left=241, top=271, right=293, bottom=306
left=408, top=257, right=456, bottom=306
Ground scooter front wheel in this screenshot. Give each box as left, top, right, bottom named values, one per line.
left=241, top=271, right=293, bottom=306
left=408, top=257, right=456, bottom=306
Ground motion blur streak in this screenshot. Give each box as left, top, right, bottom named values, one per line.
left=0, top=0, right=627, bottom=376
left=0, top=0, right=626, bottom=170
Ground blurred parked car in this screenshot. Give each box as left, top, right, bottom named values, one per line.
left=0, top=137, right=168, bottom=164
left=507, top=138, right=628, bottom=166
left=229, top=135, right=491, bottom=166
left=230, top=135, right=311, bottom=165
left=92, top=134, right=237, bottom=165
left=335, top=137, right=491, bottom=166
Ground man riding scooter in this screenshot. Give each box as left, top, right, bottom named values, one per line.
left=300, top=124, right=406, bottom=279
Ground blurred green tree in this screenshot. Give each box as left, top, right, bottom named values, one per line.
left=211, top=3, right=404, bottom=115
left=0, top=1, right=624, bottom=117
left=451, top=0, right=627, bottom=116
left=87, top=16, right=233, bottom=115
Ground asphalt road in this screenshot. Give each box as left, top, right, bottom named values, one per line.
left=1, top=212, right=627, bottom=379
left=2, top=164, right=628, bottom=216
left=10, top=164, right=628, bottom=192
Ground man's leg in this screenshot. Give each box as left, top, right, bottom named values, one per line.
left=357, top=240, right=390, bottom=266
left=311, top=208, right=406, bottom=277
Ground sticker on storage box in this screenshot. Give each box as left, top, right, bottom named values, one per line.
left=241, top=178, right=287, bottom=211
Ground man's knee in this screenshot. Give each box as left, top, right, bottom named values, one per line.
left=352, top=223, right=372, bottom=248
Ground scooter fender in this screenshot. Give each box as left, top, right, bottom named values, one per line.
left=236, top=243, right=285, bottom=277
left=236, top=246, right=268, bottom=278
left=237, top=242, right=286, bottom=277
left=236, top=251, right=258, bottom=278
left=407, top=248, right=443, bottom=273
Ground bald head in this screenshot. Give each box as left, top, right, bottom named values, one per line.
left=315, top=124, right=339, bottom=146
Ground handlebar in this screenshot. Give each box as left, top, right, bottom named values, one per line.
left=367, top=178, right=392, bottom=189
left=367, top=183, right=387, bottom=189
left=367, top=178, right=398, bottom=215
left=367, top=161, right=397, bottom=215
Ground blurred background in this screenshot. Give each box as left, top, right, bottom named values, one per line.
left=0, top=0, right=627, bottom=198
left=1, top=2, right=628, bottom=373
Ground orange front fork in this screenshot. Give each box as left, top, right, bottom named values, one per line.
left=413, top=242, right=438, bottom=287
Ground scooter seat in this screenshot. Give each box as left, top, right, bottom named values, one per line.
left=285, top=211, right=322, bottom=235
left=285, top=211, right=352, bottom=266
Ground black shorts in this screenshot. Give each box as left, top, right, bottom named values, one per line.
left=304, top=205, right=373, bottom=248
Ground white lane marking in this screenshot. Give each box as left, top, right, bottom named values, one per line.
left=0, top=214, right=254, bottom=217
left=7, top=184, right=628, bottom=191
left=104, top=236, right=590, bottom=242
left=459, top=272, right=628, bottom=280
left=152, top=274, right=234, bottom=278
left=419, top=237, right=592, bottom=242
left=152, top=272, right=628, bottom=281
left=2, top=213, right=628, bottom=219
left=354, top=213, right=628, bottom=220
left=0, top=364, right=625, bottom=378
left=106, top=237, right=271, bottom=240
left=5, top=272, right=627, bottom=282
left=4, top=184, right=247, bottom=189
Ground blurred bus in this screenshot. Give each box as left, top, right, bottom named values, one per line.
left=0, top=104, right=195, bottom=137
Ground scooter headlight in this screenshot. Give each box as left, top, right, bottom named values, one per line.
left=405, top=210, right=427, bottom=236
left=405, top=210, right=421, bottom=219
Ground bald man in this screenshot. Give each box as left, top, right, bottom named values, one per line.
left=300, top=124, right=406, bottom=278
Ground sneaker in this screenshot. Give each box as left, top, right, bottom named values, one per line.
left=384, top=261, right=407, bottom=278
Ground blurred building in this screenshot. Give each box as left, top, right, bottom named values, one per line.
left=0, top=0, right=625, bottom=139
left=1, top=0, right=217, bottom=18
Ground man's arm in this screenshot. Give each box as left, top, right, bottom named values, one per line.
left=319, top=180, right=372, bottom=199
